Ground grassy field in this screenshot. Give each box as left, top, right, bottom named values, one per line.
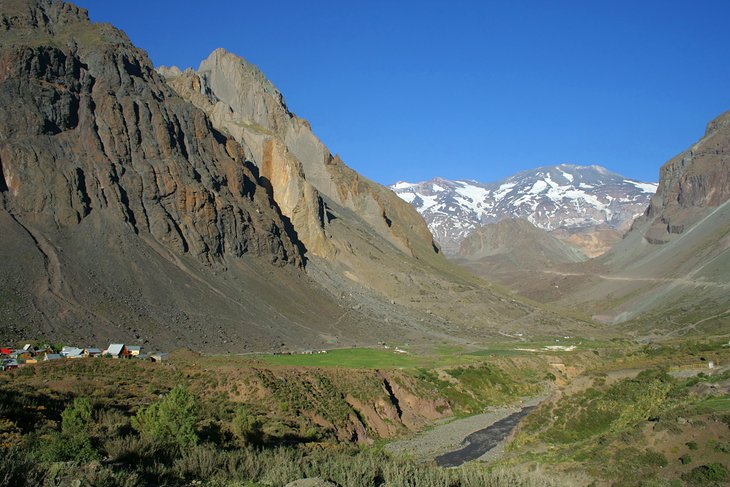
left=253, top=347, right=459, bottom=368
left=239, top=338, right=619, bottom=369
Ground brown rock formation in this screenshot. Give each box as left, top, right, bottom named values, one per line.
left=0, top=2, right=299, bottom=267
left=643, top=110, right=730, bottom=244
left=160, top=48, right=437, bottom=262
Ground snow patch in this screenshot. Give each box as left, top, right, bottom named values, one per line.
left=625, top=180, right=658, bottom=193
left=528, top=180, right=548, bottom=194
left=392, top=181, right=416, bottom=190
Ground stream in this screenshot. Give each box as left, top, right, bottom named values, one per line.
left=434, top=405, right=536, bottom=467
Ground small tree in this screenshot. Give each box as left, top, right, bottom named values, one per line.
left=231, top=406, right=262, bottom=445
left=132, top=385, right=198, bottom=449
left=41, top=397, right=97, bottom=462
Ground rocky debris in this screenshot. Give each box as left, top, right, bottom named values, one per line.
left=390, top=165, right=656, bottom=255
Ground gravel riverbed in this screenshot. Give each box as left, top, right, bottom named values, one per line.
left=385, top=396, right=546, bottom=465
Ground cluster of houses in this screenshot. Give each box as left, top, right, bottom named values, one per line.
left=0, top=343, right=169, bottom=371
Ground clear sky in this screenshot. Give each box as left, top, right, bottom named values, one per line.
left=75, top=0, right=730, bottom=185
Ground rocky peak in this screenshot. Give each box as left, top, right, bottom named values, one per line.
left=197, top=48, right=292, bottom=136
left=642, top=109, right=730, bottom=244
left=160, top=48, right=439, bottom=262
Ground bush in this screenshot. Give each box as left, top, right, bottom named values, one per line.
left=132, top=385, right=198, bottom=449
left=231, top=406, right=262, bottom=445
left=40, top=397, right=97, bottom=462
left=679, top=454, right=692, bottom=465
left=682, top=463, right=729, bottom=486
left=686, top=440, right=698, bottom=450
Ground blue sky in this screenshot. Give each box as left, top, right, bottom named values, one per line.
left=76, top=1, right=730, bottom=185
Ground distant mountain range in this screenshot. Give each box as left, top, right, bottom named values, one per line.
left=390, top=165, right=657, bottom=255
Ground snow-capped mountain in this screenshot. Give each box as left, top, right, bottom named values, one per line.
left=390, top=164, right=657, bottom=254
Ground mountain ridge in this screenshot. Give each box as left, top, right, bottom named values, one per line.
left=390, top=164, right=657, bottom=255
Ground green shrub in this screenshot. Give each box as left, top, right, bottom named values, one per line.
left=686, top=440, right=698, bottom=450
left=679, top=454, right=692, bottom=465
left=713, top=441, right=730, bottom=453
left=682, top=463, right=729, bottom=486
left=132, top=385, right=198, bottom=449
left=40, top=397, right=97, bottom=462
left=231, top=406, right=262, bottom=445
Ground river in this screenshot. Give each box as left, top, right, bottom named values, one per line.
left=434, top=405, right=535, bottom=467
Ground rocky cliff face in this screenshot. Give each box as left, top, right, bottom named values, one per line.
left=0, top=1, right=299, bottom=267
left=160, top=49, right=438, bottom=262
left=534, top=111, right=730, bottom=332
left=642, top=110, right=730, bottom=244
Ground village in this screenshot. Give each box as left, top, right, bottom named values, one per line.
left=0, top=342, right=169, bottom=371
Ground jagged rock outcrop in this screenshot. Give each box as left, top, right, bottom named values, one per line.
left=160, top=49, right=438, bottom=262
left=161, top=63, right=334, bottom=258
left=0, top=0, right=368, bottom=349
left=642, top=110, right=730, bottom=244
left=0, top=1, right=299, bottom=267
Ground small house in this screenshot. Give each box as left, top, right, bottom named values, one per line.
left=22, top=344, right=35, bottom=353
left=104, top=344, right=129, bottom=359
left=60, top=346, right=84, bottom=359
left=84, top=348, right=102, bottom=358
left=149, top=352, right=168, bottom=363
left=0, top=347, right=12, bottom=356
left=43, top=353, right=62, bottom=361
left=10, top=350, right=32, bottom=361
left=1, top=359, right=18, bottom=371
left=127, top=346, right=142, bottom=357
left=35, top=345, right=54, bottom=355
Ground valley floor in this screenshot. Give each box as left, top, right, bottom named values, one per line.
left=0, top=337, right=728, bottom=486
